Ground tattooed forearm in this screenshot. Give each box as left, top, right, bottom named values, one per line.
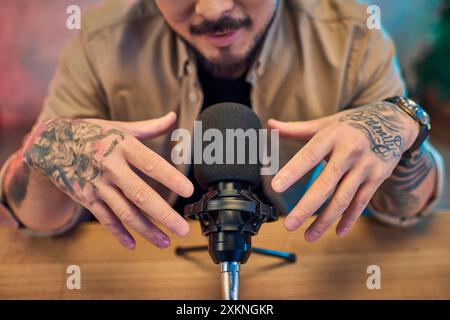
left=371, top=146, right=435, bottom=216
left=23, top=119, right=125, bottom=198
left=340, top=102, right=406, bottom=161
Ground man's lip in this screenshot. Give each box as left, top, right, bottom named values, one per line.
left=205, top=29, right=240, bottom=48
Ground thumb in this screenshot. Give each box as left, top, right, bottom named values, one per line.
left=114, top=112, right=177, bottom=140
left=267, top=116, right=333, bottom=140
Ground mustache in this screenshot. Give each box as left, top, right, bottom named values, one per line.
left=189, top=16, right=252, bottom=36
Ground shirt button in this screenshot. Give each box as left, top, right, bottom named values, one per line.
left=186, top=64, right=194, bottom=75
left=189, top=91, right=198, bottom=103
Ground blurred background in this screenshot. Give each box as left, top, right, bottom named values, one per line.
left=0, top=0, right=449, bottom=208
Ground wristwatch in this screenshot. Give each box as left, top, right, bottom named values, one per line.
left=384, top=96, right=431, bottom=158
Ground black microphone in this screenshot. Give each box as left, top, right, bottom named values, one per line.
left=184, top=102, right=279, bottom=300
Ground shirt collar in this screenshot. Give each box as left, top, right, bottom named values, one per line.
left=249, top=0, right=284, bottom=80
left=176, top=36, right=192, bottom=79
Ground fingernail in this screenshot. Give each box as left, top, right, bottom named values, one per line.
left=183, top=181, right=194, bottom=197
left=123, top=238, right=135, bottom=250
left=165, top=112, right=176, bottom=119
left=158, top=235, right=170, bottom=248
left=273, top=176, right=287, bottom=192
left=305, top=230, right=320, bottom=242
left=337, top=227, right=349, bottom=236
left=269, top=119, right=281, bottom=125
left=285, top=216, right=301, bottom=231
left=176, top=222, right=190, bottom=237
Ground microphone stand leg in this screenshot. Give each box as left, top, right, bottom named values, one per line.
left=252, top=247, right=297, bottom=263
left=176, top=245, right=296, bottom=263
left=175, top=245, right=208, bottom=255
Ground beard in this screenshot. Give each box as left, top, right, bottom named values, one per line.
left=189, top=6, right=278, bottom=79
left=194, top=33, right=264, bottom=79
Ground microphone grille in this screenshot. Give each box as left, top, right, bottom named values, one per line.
left=193, top=103, right=262, bottom=189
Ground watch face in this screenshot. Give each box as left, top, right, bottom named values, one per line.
left=387, top=97, right=431, bottom=154
left=402, top=97, right=431, bottom=127
left=416, top=108, right=430, bottom=126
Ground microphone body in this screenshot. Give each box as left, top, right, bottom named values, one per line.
left=184, top=103, right=279, bottom=300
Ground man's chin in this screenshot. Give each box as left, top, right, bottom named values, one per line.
left=194, top=46, right=256, bottom=78
left=200, top=57, right=249, bottom=78
left=191, top=27, right=269, bottom=78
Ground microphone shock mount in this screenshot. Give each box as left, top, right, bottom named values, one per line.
left=177, top=181, right=296, bottom=300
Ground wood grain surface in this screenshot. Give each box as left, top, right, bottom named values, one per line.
left=0, top=212, right=449, bottom=299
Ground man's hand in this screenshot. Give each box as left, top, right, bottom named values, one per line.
left=22, top=112, right=193, bottom=249
left=267, top=102, right=420, bottom=242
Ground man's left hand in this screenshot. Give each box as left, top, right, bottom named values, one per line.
left=267, top=102, right=420, bottom=241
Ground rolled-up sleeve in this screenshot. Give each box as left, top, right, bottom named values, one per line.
left=349, top=28, right=406, bottom=106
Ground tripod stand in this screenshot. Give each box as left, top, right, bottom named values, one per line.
left=175, top=245, right=297, bottom=263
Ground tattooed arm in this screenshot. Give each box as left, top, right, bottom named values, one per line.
left=2, top=114, right=194, bottom=249
left=4, top=147, right=81, bottom=233
left=370, top=144, right=437, bottom=221
left=267, top=101, right=439, bottom=242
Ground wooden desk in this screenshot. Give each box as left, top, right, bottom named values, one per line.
left=0, top=212, right=449, bottom=299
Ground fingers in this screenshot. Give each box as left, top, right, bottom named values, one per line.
left=267, top=116, right=335, bottom=140
left=336, top=179, right=384, bottom=236
left=88, top=201, right=136, bottom=250
left=112, top=167, right=190, bottom=237
left=97, top=184, right=171, bottom=248
left=283, top=151, right=353, bottom=232
left=123, top=139, right=193, bottom=198
left=113, top=112, right=177, bottom=140
left=304, top=164, right=369, bottom=242
left=272, top=129, right=333, bottom=193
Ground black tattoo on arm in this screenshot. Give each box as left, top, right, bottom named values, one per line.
left=339, top=102, right=406, bottom=161
left=371, top=146, right=435, bottom=216
left=21, top=119, right=125, bottom=201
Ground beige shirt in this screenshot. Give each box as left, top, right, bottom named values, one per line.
left=0, top=0, right=445, bottom=233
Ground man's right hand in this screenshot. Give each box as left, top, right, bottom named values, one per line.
left=22, top=112, right=193, bottom=249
